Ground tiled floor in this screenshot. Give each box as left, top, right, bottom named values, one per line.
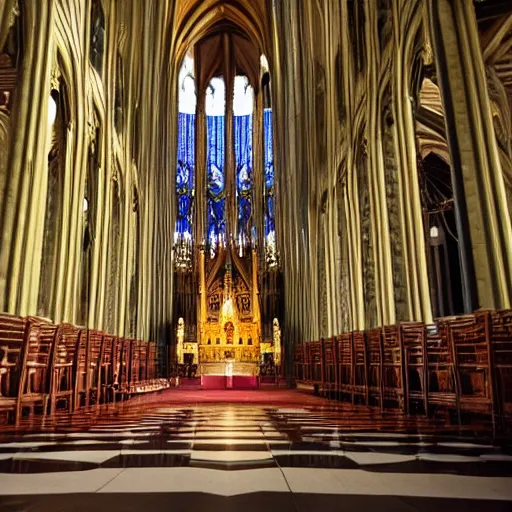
left=0, top=388, right=511, bottom=511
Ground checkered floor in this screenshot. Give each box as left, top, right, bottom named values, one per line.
left=0, top=389, right=511, bottom=511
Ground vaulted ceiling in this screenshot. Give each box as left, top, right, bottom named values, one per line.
left=172, top=0, right=270, bottom=91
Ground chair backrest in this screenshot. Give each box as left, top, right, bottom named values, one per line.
left=24, top=317, right=57, bottom=396
left=337, top=334, right=352, bottom=367
left=138, top=341, right=148, bottom=381
left=87, top=329, right=104, bottom=389
left=147, top=341, right=157, bottom=380
left=0, top=314, right=28, bottom=398
left=54, top=323, right=81, bottom=367
left=448, top=314, right=492, bottom=399
left=382, top=325, right=403, bottom=392
left=119, top=338, right=132, bottom=388
left=490, top=309, right=512, bottom=410
left=426, top=322, right=455, bottom=394
left=294, top=344, right=304, bottom=380
left=129, top=340, right=141, bottom=384
left=322, top=338, right=336, bottom=384
left=401, top=323, right=426, bottom=374
left=366, top=328, right=383, bottom=387
left=308, top=342, right=322, bottom=382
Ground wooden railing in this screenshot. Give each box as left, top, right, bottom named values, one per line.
left=0, top=314, right=170, bottom=425
left=294, top=310, right=512, bottom=437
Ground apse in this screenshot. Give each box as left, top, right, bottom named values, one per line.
left=171, top=24, right=282, bottom=388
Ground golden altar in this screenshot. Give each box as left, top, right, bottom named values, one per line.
left=198, top=249, right=260, bottom=382
left=176, top=248, right=281, bottom=387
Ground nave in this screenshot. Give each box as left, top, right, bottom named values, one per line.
left=0, top=388, right=511, bottom=511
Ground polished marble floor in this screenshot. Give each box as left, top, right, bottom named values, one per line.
left=0, top=388, right=511, bottom=511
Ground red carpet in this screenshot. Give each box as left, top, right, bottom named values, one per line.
left=128, top=387, right=327, bottom=406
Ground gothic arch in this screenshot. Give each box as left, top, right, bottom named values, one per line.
left=37, top=73, right=71, bottom=318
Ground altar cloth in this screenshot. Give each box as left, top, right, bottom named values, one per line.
left=200, top=375, right=259, bottom=389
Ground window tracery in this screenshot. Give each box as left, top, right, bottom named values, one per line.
left=174, top=55, right=196, bottom=269
left=206, top=77, right=226, bottom=254
left=234, top=75, right=254, bottom=250
left=90, top=0, right=105, bottom=75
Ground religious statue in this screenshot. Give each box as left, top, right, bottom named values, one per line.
left=224, top=321, right=234, bottom=344
left=273, top=318, right=281, bottom=366
left=176, top=317, right=185, bottom=365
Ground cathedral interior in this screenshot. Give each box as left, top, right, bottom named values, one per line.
left=1, top=0, right=512, bottom=510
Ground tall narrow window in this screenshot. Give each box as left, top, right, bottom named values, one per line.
left=90, top=0, right=105, bottom=75
left=206, top=77, right=226, bottom=254
left=233, top=75, right=254, bottom=250
left=264, top=107, right=277, bottom=268
left=174, top=54, right=196, bottom=269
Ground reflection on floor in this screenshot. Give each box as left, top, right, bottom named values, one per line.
left=0, top=388, right=511, bottom=511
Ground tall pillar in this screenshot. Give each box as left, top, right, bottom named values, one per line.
left=194, top=93, right=206, bottom=244
left=427, top=0, right=512, bottom=310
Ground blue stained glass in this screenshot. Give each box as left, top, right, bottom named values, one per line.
left=234, top=114, right=253, bottom=239
left=264, top=109, right=275, bottom=238
left=264, top=109, right=274, bottom=189
left=175, top=112, right=195, bottom=236
left=207, top=115, right=226, bottom=242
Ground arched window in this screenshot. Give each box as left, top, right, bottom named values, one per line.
left=90, top=0, right=105, bottom=75
left=206, top=77, right=226, bottom=252
left=39, top=82, right=70, bottom=317
left=233, top=75, right=254, bottom=249
left=175, top=54, right=196, bottom=247
left=262, top=59, right=277, bottom=269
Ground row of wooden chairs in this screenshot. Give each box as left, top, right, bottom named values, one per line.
left=0, top=314, right=168, bottom=425
left=294, top=309, right=512, bottom=436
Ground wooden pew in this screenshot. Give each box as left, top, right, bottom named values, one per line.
left=0, top=314, right=29, bottom=425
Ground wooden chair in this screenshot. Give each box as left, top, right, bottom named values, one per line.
left=352, top=331, right=368, bottom=405
left=115, top=338, right=132, bottom=401
left=448, top=314, right=496, bottom=434
left=128, top=339, right=141, bottom=394
left=366, top=328, right=384, bottom=409
left=400, top=322, right=427, bottom=415
left=17, top=318, right=57, bottom=423
left=308, top=341, right=322, bottom=389
left=337, top=333, right=352, bottom=402
left=294, top=344, right=305, bottom=382
left=47, top=323, right=80, bottom=416
left=147, top=341, right=157, bottom=381
left=138, top=341, right=149, bottom=383
left=488, top=309, right=512, bottom=435
left=87, top=329, right=104, bottom=406
left=112, top=335, right=123, bottom=401
left=321, top=338, right=337, bottom=398
left=100, top=334, right=116, bottom=404
left=0, top=315, right=29, bottom=424
left=303, top=343, right=311, bottom=383
left=73, top=328, right=89, bottom=411
left=425, top=320, right=457, bottom=417
left=382, top=325, right=405, bottom=411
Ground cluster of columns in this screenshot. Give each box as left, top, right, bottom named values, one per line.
left=270, top=0, right=512, bottom=373
left=0, top=1, right=180, bottom=352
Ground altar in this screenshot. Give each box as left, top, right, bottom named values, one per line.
left=175, top=248, right=281, bottom=388
left=199, top=361, right=259, bottom=389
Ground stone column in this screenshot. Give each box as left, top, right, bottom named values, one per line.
left=427, top=0, right=512, bottom=310
left=0, top=1, right=56, bottom=314
left=391, top=1, right=433, bottom=324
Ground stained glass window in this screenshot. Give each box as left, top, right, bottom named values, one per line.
left=264, top=107, right=277, bottom=267
left=206, top=78, right=226, bottom=249
left=175, top=55, right=196, bottom=243
left=234, top=76, right=254, bottom=247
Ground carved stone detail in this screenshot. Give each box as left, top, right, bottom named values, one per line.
left=50, top=67, right=61, bottom=91
left=382, top=99, right=408, bottom=321
left=358, top=147, right=377, bottom=328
